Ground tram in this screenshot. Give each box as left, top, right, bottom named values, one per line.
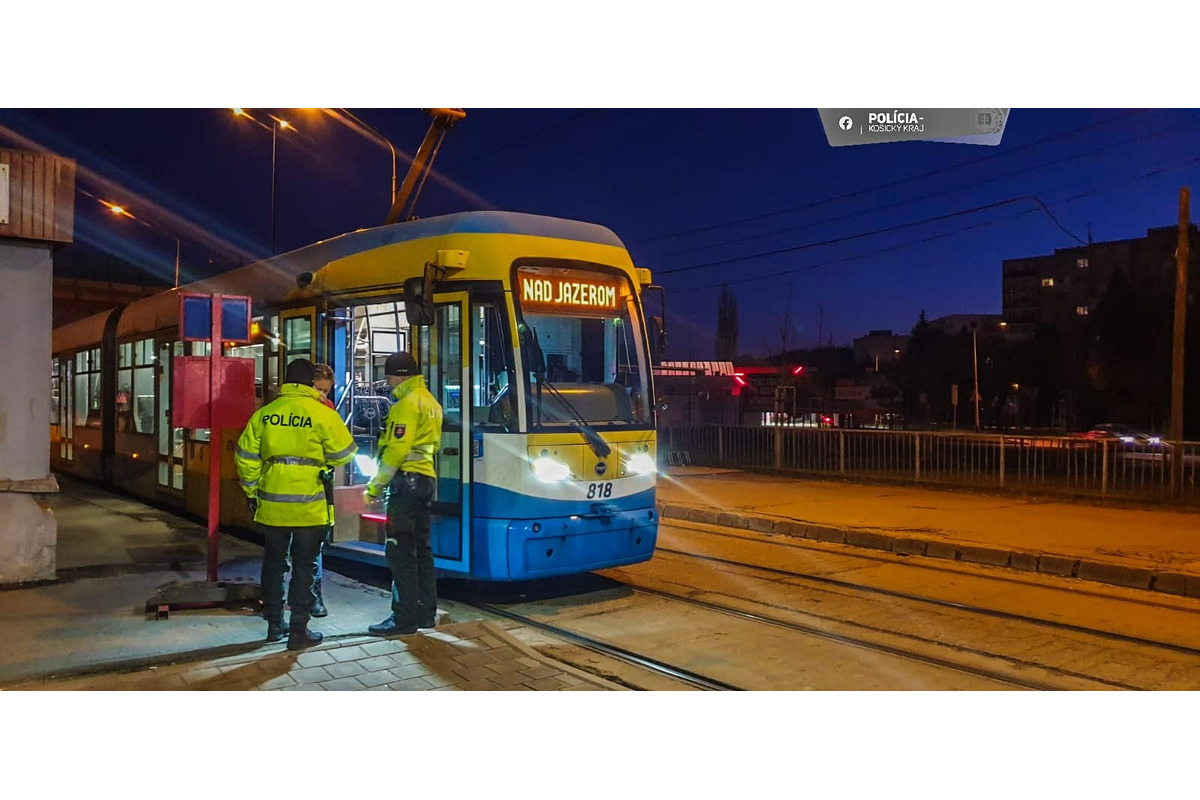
left=50, top=211, right=665, bottom=580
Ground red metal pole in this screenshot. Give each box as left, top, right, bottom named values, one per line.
left=207, top=294, right=222, bottom=582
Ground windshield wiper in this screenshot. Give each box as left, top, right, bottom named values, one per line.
left=538, top=378, right=612, bottom=459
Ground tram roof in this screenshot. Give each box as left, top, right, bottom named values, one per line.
left=62, top=212, right=628, bottom=343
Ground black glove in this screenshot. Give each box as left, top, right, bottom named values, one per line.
left=247, top=496, right=258, bottom=515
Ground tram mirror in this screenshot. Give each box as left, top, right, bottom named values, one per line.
left=519, top=325, right=546, bottom=375
left=650, top=316, right=668, bottom=359
left=404, top=276, right=434, bottom=326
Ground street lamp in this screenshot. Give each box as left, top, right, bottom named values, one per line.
left=103, top=201, right=182, bottom=289
left=231, top=109, right=296, bottom=253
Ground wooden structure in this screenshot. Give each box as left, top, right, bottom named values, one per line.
left=0, top=148, right=76, bottom=243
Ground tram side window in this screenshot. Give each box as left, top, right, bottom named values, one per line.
left=339, top=300, right=410, bottom=486
left=117, top=339, right=157, bottom=434
left=472, top=304, right=516, bottom=430
left=50, top=359, right=60, bottom=425
left=74, top=347, right=102, bottom=427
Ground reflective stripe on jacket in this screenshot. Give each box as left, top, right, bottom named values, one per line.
left=366, top=375, right=443, bottom=496
left=235, top=383, right=357, bottom=526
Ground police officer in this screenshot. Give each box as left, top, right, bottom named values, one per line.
left=310, top=363, right=338, bottom=618
left=235, top=359, right=357, bottom=650
left=365, top=352, right=443, bottom=636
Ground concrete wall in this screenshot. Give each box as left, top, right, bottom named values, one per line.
left=0, top=239, right=57, bottom=583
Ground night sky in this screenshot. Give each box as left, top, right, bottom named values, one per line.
left=3, top=108, right=1198, bottom=359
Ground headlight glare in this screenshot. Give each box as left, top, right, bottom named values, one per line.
left=532, top=457, right=571, bottom=482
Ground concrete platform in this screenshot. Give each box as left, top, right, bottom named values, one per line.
left=0, top=477, right=611, bottom=690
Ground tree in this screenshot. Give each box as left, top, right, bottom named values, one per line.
left=715, top=284, right=739, bottom=361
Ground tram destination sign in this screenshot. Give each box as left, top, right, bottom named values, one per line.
left=518, top=269, right=621, bottom=314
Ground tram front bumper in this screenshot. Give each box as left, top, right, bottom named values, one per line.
left=476, top=507, right=658, bottom=580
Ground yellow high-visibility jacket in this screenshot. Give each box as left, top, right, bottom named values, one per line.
left=235, top=383, right=357, bottom=527
left=365, top=375, right=443, bottom=498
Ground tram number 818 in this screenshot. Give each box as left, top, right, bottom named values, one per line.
left=587, top=482, right=613, bottom=499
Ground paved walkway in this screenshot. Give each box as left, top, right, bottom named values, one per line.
left=658, top=467, right=1200, bottom=596
left=6, top=621, right=615, bottom=691
left=1, top=478, right=613, bottom=691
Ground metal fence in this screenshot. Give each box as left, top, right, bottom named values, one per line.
left=661, top=425, right=1200, bottom=505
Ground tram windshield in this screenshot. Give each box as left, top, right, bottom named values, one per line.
left=516, top=266, right=651, bottom=427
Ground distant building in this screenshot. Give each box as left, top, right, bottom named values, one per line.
left=853, top=329, right=909, bottom=371
left=927, top=313, right=1002, bottom=337
left=1002, top=224, right=1199, bottom=340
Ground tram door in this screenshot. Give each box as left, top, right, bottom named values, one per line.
left=420, top=293, right=470, bottom=574
left=157, top=341, right=184, bottom=493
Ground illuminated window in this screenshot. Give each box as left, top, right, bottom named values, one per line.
left=117, top=338, right=157, bottom=434
left=74, top=347, right=102, bottom=427
left=1077, top=258, right=1089, bottom=269
left=1076, top=306, right=1089, bottom=316
left=1041, top=278, right=1055, bottom=288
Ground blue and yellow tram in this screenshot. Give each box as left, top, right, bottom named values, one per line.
left=50, top=211, right=664, bottom=580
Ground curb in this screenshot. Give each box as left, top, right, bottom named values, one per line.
left=657, top=502, right=1200, bottom=599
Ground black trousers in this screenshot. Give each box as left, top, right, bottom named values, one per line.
left=261, top=524, right=326, bottom=624
left=385, top=472, right=437, bottom=629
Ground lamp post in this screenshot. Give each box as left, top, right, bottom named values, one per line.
left=104, top=202, right=182, bottom=288
left=232, top=109, right=295, bottom=253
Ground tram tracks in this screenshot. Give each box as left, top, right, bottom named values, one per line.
left=653, top=543, right=1200, bottom=659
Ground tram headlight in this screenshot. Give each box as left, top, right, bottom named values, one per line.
left=627, top=452, right=656, bottom=476
left=531, top=457, right=571, bottom=483
left=355, top=454, right=378, bottom=478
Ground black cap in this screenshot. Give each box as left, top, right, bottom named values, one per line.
left=384, top=352, right=419, bottom=377
left=284, top=358, right=315, bottom=385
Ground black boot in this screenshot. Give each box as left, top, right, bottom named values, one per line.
left=266, top=612, right=287, bottom=643
left=287, top=616, right=323, bottom=651
left=311, top=580, right=327, bottom=618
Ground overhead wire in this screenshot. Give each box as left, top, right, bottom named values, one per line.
left=635, top=109, right=1147, bottom=244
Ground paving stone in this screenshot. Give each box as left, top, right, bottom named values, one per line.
left=453, top=651, right=494, bottom=667
left=844, top=530, right=894, bottom=552
left=179, top=667, right=223, bottom=685
left=1151, top=572, right=1188, bottom=596
left=478, top=635, right=504, bottom=649
left=688, top=508, right=721, bottom=525
left=453, top=664, right=499, bottom=682
left=422, top=671, right=457, bottom=688
left=1077, top=560, right=1153, bottom=589
left=484, top=658, right=529, bottom=675
left=290, top=666, right=334, bottom=685
left=516, top=656, right=540, bottom=668
left=746, top=516, right=777, bottom=533
left=279, top=683, right=325, bottom=691
left=359, top=655, right=400, bottom=672
left=1038, top=555, right=1078, bottom=577
left=560, top=684, right=598, bottom=690
left=661, top=504, right=691, bottom=519
left=488, top=669, right=534, bottom=687
left=259, top=673, right=298, bottom=690
left=361, top=640, right=405, bottom=657
left=361, top=684, right=391, bottom=691
left=775, top=520, right=809, bottom=538
left=386, top=664, right=432, bottom=682
left=525, top=675, right=569, bottom=691
left=806, top=525, right=846, bottom=544
left=960, top=545, right=1011, bottom=567
left=893, top=538, right=928, bottom=556
left=388, top=677, right=435, bottom=691
left=324, top=660, right=368, bottom=680
left=925, top=541, right=960, bottom=560
left=1010, top=551, right=1040, bottom=572
left=356, top=670, right=396, bottom=687
left=388, top=651, right=427, bottom=668
left=329, top=645, right=372, bottom=662
left=319, top=677, right=366, bottom=691
left=295, top=650, right=336, bottom=668
left=716, top=512, right=749, bottom=529
left=432, top=685, right=461, bottom=691
left=520, top=665, right=562, bottom=680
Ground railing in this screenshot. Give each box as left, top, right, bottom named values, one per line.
left=661, top=425, right=1200, bottom=505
